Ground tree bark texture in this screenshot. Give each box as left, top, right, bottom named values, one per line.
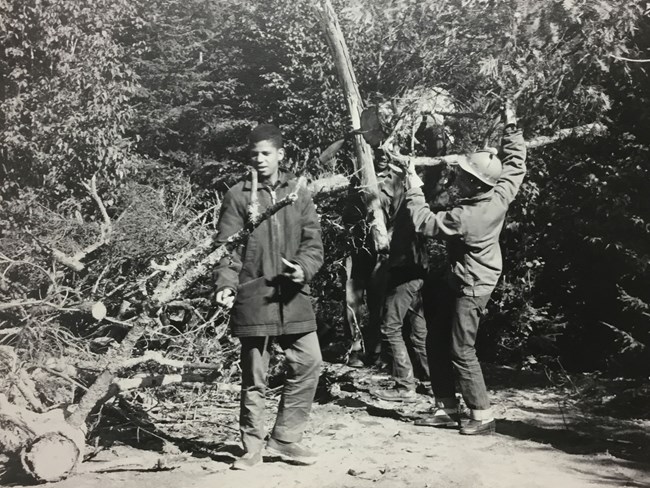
left=315, top=0, right=390, bottom=253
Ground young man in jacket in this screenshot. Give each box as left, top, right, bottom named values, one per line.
left=403, top=102, right=526, bottom=434
left=214, top=124, right=324, bottom=468
left=343, top=146, right=430, bottom=399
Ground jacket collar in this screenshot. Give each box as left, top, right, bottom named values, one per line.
left=458, top=187, right=494, bottom=205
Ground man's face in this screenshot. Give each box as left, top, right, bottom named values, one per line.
left=250, top=140, right=284, bottom=181
left=455, top=169, right=479, bottom=198
left=373, top=147, right=389, bottom=172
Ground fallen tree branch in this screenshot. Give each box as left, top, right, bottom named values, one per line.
left=50, top=175, right=113, bottom=272
left=14, top=371, right=45, bottom=413
left=0, top=327, right=22, bottom=336
left=383, top=122, right=608, bottom=167
left=525, top=122, right=608, bottom=148
left=67, top=318, right=150, bottom=428
left=115, top=351, right=221, bottom=372
left=0, top=300, right=80, bottom=312
left=112, top=373, right=219, bottom=391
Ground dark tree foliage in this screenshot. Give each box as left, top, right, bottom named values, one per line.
left=1, top=0, right=648, bottom=376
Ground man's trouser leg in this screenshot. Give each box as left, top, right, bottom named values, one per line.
left=450, top=294, right=492, bottom=413
left=406, top=287, right=429, bottom=382
left=271, top=331, right=322, bottom=443
left=381, top=279, right=422, bottom=390
left=427, top=286, right=457, bottom=408
left=344, top=254, right=385, bottom=359
left=239, top=336, right=272, bottom=453
left=365, top=259, right=389, bottom=361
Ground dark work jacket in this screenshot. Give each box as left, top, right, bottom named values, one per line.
left=343, top=168, right=428, bottom=279
left=406, top=129, right=527, bottom=296
left=213, top=171, right=324, bottom=337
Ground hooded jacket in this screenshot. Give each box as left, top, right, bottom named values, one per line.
left=213, top=171, right=324, bottom=337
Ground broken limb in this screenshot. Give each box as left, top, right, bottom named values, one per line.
left=114, top=351, right=221, bottom=372
left=383, top=122, right=609, bottom=168
left=525, top=122, right=608, bottom=148
left=67, top=318, right=150, bottom=428
left=112, top=374, right=225, bottom=392
left=48, top=175, right=113, bottom=272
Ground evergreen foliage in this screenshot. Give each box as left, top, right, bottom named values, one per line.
left=1, top=0, right=648, bottom=376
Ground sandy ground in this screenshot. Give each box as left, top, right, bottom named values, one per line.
left=18, top=364, right=650, bottom=488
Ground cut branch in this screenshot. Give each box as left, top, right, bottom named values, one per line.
left=384, top=122, right=609, bottom=167
left=525, top=122, right=608, bottom=148
left=115, top=351, right=220, bottom=372
left=112, top=373, right=220, bottom=392
left=50, top=175, right=113, bottom=272
left=66, top=318, right=150, bottom=428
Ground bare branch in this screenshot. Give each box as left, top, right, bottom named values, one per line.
left=0, top=300, right=79, bottom=312
left=382, top=122, right=609, bottom=167
left=115, top=351, right=220, bottom=371
left=609, top=54, right=650, bottom=63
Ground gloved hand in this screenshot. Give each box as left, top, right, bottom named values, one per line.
left=215, top=287, right=235, bottom=309
left=501, top=99, right=517, bottom=128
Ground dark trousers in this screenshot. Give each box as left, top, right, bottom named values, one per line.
left=427, top=286, right=491, bottom=410
left=381, top=277, right=429, bottom=390
left=239, top=331, right=322, bottom=453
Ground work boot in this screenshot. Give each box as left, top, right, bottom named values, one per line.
left=265, top=438, right=318, bottom=465
left=346, top=350, right=364, bottom=368
left=414, top=407, right=460, bottom=427
left=231, top=450, right=262, bottom=470
left=373, top=387, right=419, bottom=403
left=460, top=419, right=496, bottom=435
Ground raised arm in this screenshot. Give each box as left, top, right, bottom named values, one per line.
left=493, top=101, right=527, bottom=205
left=405, top=184, right=465, bottom=240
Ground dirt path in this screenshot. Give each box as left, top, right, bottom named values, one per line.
left=34, top=364, right=650, bottom=488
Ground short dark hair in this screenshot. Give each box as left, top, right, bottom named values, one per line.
left=248, top=124, right=283, bottom=149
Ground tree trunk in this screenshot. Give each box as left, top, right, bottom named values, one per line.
left=0, top=397, right=86, bottom=483
left=315, top=0, right=390, bottom=253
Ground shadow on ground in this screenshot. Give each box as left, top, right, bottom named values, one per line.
left=496, top=419, right=650, bottom=466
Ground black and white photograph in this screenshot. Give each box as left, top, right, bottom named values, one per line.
left=0, top=0, right=649, bottom=486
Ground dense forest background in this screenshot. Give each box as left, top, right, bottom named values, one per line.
left=1, top=0, right=649, bottom=383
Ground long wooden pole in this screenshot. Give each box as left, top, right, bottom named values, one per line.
left=314, top=0, right=389, bottom=252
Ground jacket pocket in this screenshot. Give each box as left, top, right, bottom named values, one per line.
left=231, top=277, right=276, bottom=326
left=282, top=285, right=316, bottom=325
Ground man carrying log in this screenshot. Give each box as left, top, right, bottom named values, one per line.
left=213, top=124, right=324, bottom=468
left=402, top=101, right=526, bottom=434
left=343, top=117, right=435, bottom=401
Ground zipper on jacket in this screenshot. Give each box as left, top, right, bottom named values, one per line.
left=269, top=188, right=284, bottom=326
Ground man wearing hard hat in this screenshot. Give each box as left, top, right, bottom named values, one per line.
left=403, top=101, right=526, bottom=435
